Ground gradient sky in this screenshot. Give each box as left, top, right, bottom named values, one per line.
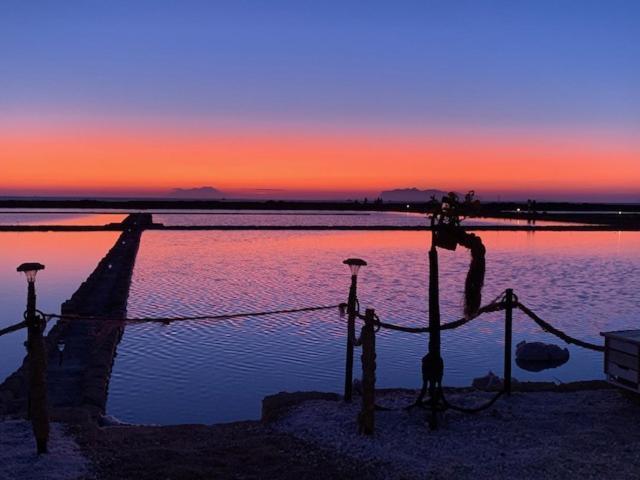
left=1, top=1, right=639, bottom=201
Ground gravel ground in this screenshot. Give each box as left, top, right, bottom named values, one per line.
left=76, top=421, right=383, bottom=480
left=0, top=420, right=89, bottom=480
left=274, top=389, right=640, bottom=479
left=5, top=386, right=639, bottom=479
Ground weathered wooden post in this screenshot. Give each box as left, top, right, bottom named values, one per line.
left=17, top=262, right=50, bottom=454
left=343, top=258, right=367, bottom=403
left=358, top=308, right=376, bottom=435
left=504, top=288, right=514, bottom=395
left=425, top=242, right=444, bottom=430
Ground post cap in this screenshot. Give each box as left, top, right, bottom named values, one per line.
left=16, top=262, right=45, bottom=273
left=343, top=258, right=367, bottom=277
left=342, top=258, right=367, bottom=267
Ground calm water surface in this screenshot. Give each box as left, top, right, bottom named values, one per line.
left=0, top=212, right=126, bottom=226
left=0, top=208, right=580, bottom=227
left=0, top=232, right=119, bottom=380
left=107, top=229, right=640, bottom=425
left=152, top=210, right=579, bottom=227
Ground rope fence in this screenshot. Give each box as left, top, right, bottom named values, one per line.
left=364, top=291, right=508, bottom=334
left=0, top=293, right=607, bottom=355
left=0, top=304, right=343, bottom=338
left=0, top=282, right=614, bottom=445
left=346, top=290, right=604, bottom=355
left=516, top=301, right=605, bottom=352
left=43, top=303, right=342, bottom=326
left=346, top=287, right=611, bottom=433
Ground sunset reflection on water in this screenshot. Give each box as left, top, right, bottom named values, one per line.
left=107, top=229, right=640, bottom=424
left=0, top=232, right=120, bottom=379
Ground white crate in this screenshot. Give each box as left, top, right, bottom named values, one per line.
left=601, top=330, right=640, bottom=392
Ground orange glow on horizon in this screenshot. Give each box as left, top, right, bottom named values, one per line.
left=1, top=124, right=638, bottom=197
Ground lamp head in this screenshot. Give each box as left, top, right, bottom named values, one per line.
left=343, top=258, right=367, bottom=277
left=17, top=262, right=45, bottom=283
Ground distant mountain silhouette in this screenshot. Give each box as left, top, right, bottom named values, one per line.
left=380, top=188, right=451, bottom=203
left=170, top=187, right=225, bottom=199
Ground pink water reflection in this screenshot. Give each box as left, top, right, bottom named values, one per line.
left=0, top=232, right=119, bottom=380
left=153, top=210, right=582, bottom=227
left=0, top=213, right=126, bottom=226
left=107, top=229, right=640, bottom=424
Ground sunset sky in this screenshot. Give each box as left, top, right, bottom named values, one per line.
left=1, top=1, right=638, bottom=201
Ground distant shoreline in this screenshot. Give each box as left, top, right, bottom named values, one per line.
left=0, top=210, right=372, bottom=216
left=1, top=199, right=639, bottom=229
left=0, top=198, right=638, bottom=212
left=1, top=224, right=639, bottom=232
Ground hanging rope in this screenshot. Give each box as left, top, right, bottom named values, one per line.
left=364, top=287, right=605, bottom=417
left=8, top=292, right=607, bottom=358
left=42, top=303, right=342, bottom=326
left=355, top=293, right=606, bottom=355
left=0, top=320, right=28, bottom=337
left=516, top=302, right=605, bottom=352
left=440, top=388, right=504, bottom=413
left=365, top=291, right=508, bottom=335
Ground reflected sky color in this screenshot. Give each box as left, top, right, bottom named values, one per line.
left=108, top=229, right=640, bottom=424
left=154, top=210, right=582, bottom=227
left=1, top=1, right=639, bottom=200
left=0, top=213, right=126, bottom=226
left=0, top=232, right=119, bottom=380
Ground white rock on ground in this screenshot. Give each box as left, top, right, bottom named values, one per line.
left=274, top=389, right=640, bottom=479
left=0, top=420, right=89, bottom=480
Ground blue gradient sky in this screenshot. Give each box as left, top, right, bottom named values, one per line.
left=1, top=1, right=639, bottom=200
left=2, top=1, right=638, bottom=128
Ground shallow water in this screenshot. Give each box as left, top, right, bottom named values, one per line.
left=106, top=229, right=640, bottom=425
left=0, top=232, right=120, bottom=380
left=152, top=210, right=578, bottom=227
left=0, top=212, right=126, bottom=226
left=0, top=208, right=579, bottom=227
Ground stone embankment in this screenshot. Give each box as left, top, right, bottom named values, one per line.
left=0, top=214, right=151, bottom=421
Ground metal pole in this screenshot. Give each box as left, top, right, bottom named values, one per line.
left=504, top=288, right=514, bottom=395
left=26, top=281, right=50, bottom=454
left=358, top=308, right=376, bottom=435
left=344, top=274, right=358, bottom=402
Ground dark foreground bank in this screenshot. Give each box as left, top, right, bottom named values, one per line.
left=76, top=421, right=378, bottom=480
left=60, top=381, right=640, bottom=480
left=4, top=382, right=639, bottom=479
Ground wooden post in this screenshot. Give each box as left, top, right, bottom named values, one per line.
left=358, top=308, right=376, bottom=435
left=26, top=282, right=50, bottom=454
left=504, top=288, right=514, bottom=395
left=426, top=236, right=444, bottom=430
left=344, top=275, right=357, bottom=402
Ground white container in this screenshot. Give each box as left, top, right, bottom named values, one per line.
left=601, top=330, right=640, bottom=392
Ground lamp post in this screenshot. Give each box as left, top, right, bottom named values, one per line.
left=17, top=262, right=50, bottom=454
left=343, top=258, right=367, bottom=402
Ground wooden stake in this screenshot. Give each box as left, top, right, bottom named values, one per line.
left=344, top=275, right=357, bottom=402
left=358, top=308, right=376, bottom=435
left=504, top=289, right=514, bottom=395
left=26, top=282, right=50, bottom=454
